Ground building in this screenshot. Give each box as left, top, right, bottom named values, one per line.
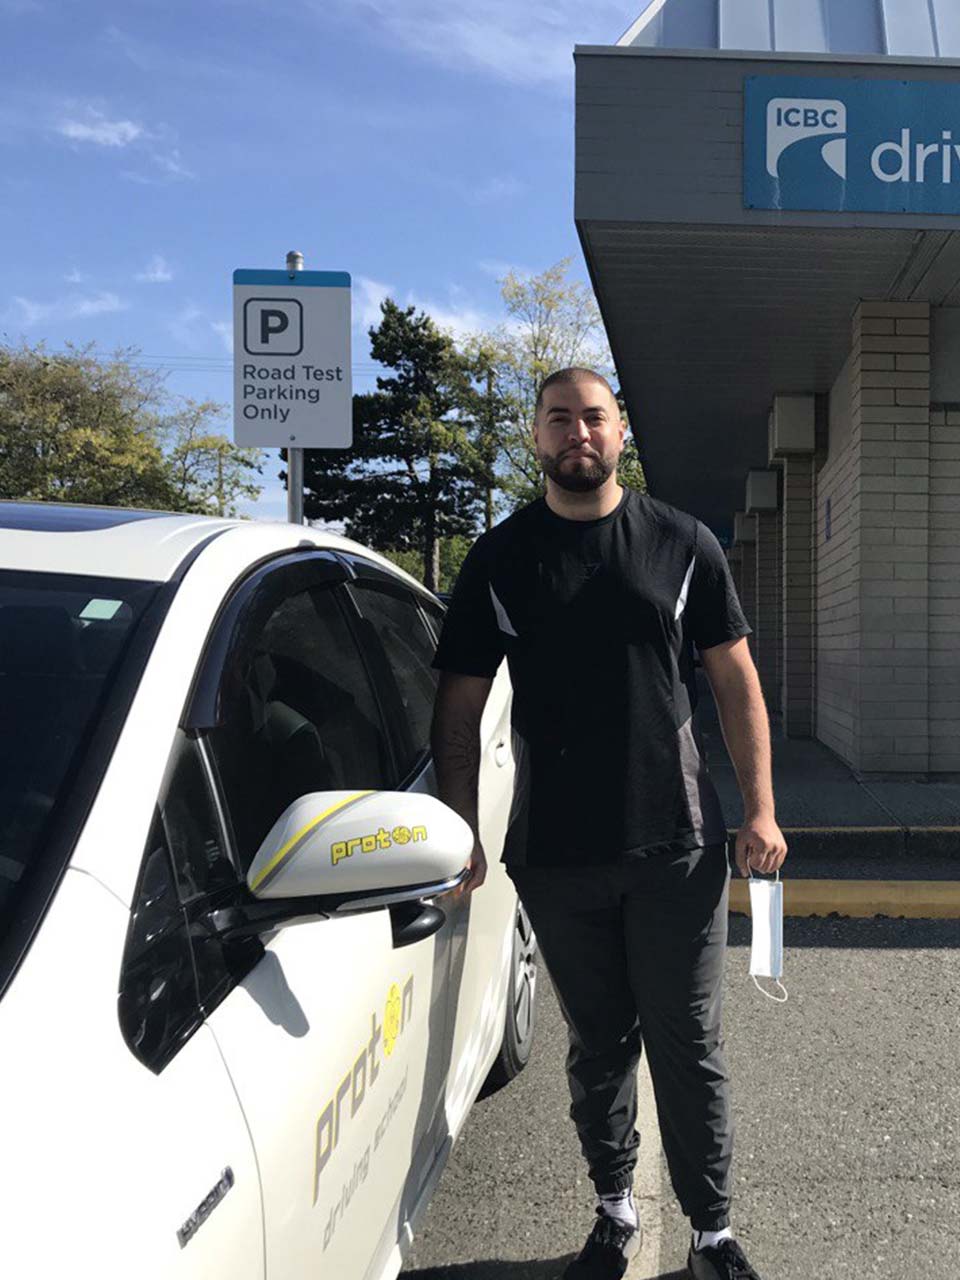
left=576, top=0, right=960, bottom=776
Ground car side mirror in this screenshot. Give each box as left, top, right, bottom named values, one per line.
left=245, top=789, right=473, bottom=903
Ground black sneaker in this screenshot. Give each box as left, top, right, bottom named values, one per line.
left=562, top=1207, right=642, bottom=1279
left=687, top=1237, right=763, bottom=1280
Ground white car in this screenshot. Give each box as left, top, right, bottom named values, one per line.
left=0, top=501, right=538, bottom=1280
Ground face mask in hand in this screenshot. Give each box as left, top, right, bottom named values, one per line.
left=748, top=870, right=788, bottom=1003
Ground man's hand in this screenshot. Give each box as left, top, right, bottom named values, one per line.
left=735, top=815, right=787, bottom=878
left=432, top=671, right=492, bottom=900
left=465, top=839, right=488, bottom=893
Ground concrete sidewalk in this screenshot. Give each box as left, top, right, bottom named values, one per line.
left=696, top=676, right=960, bottom=880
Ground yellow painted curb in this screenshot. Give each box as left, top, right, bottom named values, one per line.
left=729, top=878, right=960, bottom=919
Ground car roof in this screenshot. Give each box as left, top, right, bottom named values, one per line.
left=0, top=501, right=434, bottom=598
left=0, top=501, right=250, bottom=581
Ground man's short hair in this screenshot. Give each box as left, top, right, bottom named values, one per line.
left=534, top=367, right=618, bottom=416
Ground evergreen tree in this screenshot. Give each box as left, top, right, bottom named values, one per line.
left=301, top=300, right=483, bottom=592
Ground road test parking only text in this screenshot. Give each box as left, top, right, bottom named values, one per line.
left=241, top=363, right=346, bottom=422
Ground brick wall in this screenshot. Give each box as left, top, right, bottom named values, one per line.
left=739, top=523, right=758, bottom=664
left=816, top=354, right=859, bottom=764
left=854, top=302, right=931, bottom=773
left=929, top=407, right=960, bottom=771
left=811, top=305, right=960, bottom=775
left=755, top=510, right=782, bottom=711
left=782, top=453, right=815, bottom=736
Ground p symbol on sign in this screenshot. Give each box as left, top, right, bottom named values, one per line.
left=243, top=298, right=303, bottom=356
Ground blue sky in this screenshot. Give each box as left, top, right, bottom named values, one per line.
left=0, top=0, right=641, bottom=520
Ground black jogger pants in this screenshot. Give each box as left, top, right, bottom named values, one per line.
left=508, top=842, right=732, bottom=1233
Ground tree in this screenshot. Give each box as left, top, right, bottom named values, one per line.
left=301, top=300, right=483, bottom=592
left=0, top=342, right=172, bottom=507
left=381, top=533, right=473, bottom=595
left=0, top=342, right=264, bottom=516
left=470, top=260, right=646, bottom=509
left=163, top=400, right=264, bottom=517
left=456, top=346, right=512, bottom=533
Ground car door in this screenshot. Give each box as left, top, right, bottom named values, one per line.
left=0, top=571, right=263, bottom=1280
left=344, top=562, right=518, bottom=1140
left=191, top=556, right=459, bottom=1280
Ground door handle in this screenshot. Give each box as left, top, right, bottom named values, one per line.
left=494, top=739, right=509, bottom=768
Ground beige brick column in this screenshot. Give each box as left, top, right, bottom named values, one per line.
left=781, top=454, right=815, bottom=736
left=755, top=513, right=782, bottom=710
left=769, top=396, right=816, bottom=738
left=853, top=301, right=930, bottom=773
left=929, top=407, right=960, bottom=771
left=746, top=471, right=781, bottom=712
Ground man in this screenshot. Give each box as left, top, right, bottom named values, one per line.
left=430, top=367, right=787, bottom=1280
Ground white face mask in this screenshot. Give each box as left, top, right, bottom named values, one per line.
left=748, top=871, right=788, bottom=1003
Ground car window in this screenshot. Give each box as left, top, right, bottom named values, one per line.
left=349, top=583, right=439, bottom=779
left=420, top=596, right=446, bottom=641
left=0, top=570, right=162, bottom=1000
left=119, top=802, right=202, bottom=1073
left=119, top=732, right=258, bottom=1071
left=164, top=733, right=237, bottom=904
left=209, top=582, right=393, bottom=873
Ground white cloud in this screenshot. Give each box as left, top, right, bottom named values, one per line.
left=58, top=112, right=142, bottom=147
left=353, top=275, right=395, bottom=331
left=353, top=276, right=497, bottom=345
left=63, top=268, right=87, bottom=285
left=54, top=103, right=192, bottom=184
left=405, top=280, right=500, bottom=341
left=152, top=149, right=193, bottom=180
left=211, top=320, right=233, bottom=353
left=135, top=254, right=173, bottom=284
left=325, top=0, right=629, bottom=85
left=479, top=258, right=535, bottom=281
left=407, top=295, right=495, bottom=342
left=123, top=148, right=194, bottom=185
left=6, top=291, right=126, bottom=327
left=471, top=175, right=525, bottom=203
left=102, top=24, right=245, bottom=85
left=169, top=305, right=232, bottom=353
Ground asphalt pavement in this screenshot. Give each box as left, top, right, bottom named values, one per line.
left=402, top=915, right=960, bottom=1280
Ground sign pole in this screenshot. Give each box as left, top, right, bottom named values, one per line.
left=285, top=248, right=305, bottom=526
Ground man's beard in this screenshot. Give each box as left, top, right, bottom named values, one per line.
left=540, top=448, right=615, bottom=493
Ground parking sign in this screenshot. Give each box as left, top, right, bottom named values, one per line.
left=233, top=269, right=352, bottom=447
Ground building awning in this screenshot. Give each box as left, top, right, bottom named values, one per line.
left=576, top=43, right=960, bottom=537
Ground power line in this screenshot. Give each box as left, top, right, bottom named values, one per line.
left=40, top=348, right=384, bottom=376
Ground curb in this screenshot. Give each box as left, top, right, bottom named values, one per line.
left=728, top=878, right=960, bottom=918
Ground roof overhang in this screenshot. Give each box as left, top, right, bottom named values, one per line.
left=575, top=46, right=960, bottom=537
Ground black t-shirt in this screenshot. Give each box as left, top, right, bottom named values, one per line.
left=432, top=488, right=752, bottom=868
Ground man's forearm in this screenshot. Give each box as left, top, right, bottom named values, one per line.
left=711, top=665, right=775, bottom=821
left=430, top=704, right=482, bottom=840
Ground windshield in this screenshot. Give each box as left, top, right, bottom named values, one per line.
left=0, top=570, right=161, bottom=983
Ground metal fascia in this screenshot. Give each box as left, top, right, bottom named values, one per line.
left=573, top=42, right=960, bottom=68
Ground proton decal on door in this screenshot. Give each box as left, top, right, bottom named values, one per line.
left=313, top=978, right=415, bottom=1250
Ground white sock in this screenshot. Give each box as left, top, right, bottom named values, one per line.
left=598, top=1189, right=638, bottom=1230
left=693, top=1227, right=733, bottom=1252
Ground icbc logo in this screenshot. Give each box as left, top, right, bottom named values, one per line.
left=766, top=97, right=847, bottom=180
